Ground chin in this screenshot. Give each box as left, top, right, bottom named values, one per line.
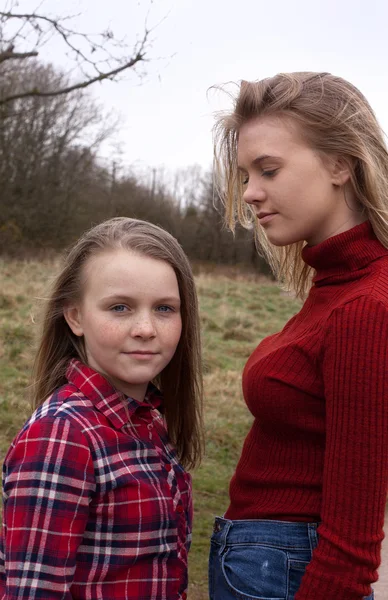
left=266, top=230, right=305, bottom=247
left=267, top=236, right=298, bottom=247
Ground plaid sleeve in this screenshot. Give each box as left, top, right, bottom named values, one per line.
left=2, top=416, right=95, bottom=599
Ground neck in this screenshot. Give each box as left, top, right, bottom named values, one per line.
left=307, top=213, right=368, bottom=246
left=306, top=183, right=366, bottom=246
left=302, top=220, right=388, bottom=286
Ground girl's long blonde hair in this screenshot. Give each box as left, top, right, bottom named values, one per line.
left=213, top=72, right=388, bottom=297
left=31, top=217, right=203, bottom=468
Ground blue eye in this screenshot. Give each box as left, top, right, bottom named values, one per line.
left=157, top=305, right=173, bottom=313
left=111, top=305, right=127, bottom=312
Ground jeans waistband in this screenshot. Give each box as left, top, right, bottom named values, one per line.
left=211, top=517, right=319, bottom=551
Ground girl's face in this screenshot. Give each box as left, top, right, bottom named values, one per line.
left=237, top=115, right=364, bottom=246
left=65, top=249, right=182, bottom=401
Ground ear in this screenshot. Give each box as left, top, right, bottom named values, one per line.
left=64, top=305, right=84, bottom=337
left=330, top=156, right=352, bottom=187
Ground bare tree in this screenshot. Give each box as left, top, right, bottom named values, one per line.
left=0, top=59, right=117, bottom=250
left=0, top=0, right=155, bottom=104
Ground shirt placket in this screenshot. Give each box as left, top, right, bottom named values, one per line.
left=142, top=407, right=190, bottom=599
left=150, top=412, right=190, bottom=548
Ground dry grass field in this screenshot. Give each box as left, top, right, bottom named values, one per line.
left=0, top=258, right=386, bottom=599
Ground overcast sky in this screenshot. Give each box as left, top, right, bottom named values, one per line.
left=13, top=0, right=388, bottom=176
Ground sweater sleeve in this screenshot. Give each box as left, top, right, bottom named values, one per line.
left=295, top=296, right=388, bottom=599
left=1, top=416, right=95, bottom=599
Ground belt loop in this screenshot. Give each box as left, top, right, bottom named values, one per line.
left=218, top=519, right=232, bottom=555
left=307, top=523, right=319, bottom=553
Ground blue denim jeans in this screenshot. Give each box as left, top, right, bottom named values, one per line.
left=209, top=517, right=374, bottom=600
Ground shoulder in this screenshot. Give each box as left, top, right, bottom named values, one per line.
left=8, top=383, right=106, bottom=459
left=3, top=401, right=97, bottom=498
left=327, top=294, right=388, bottom=325
left=30, top=383, right=105, bottom=432
left=3, top=411, right=95, bottom=494
left=322, top=295, right=388, bottom=360
left=328, top=256, right=388, bottom=314
left=317, top=257, right=388, bottom=344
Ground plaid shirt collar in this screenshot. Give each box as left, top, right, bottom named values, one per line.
left=66, top=359, right=163, bottom=431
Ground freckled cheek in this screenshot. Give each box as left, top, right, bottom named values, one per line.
left=90, top=319, right=124, bottom=343
left=165, top=319, right=182, bottom=349
left=156, top=314, right=180, bottom=338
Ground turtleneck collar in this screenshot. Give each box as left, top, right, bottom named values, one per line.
left=302, top=221, right=388, bottom=285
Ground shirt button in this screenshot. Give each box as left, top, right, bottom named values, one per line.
left=165, top=463, right=172, bottom=472
left=176, top=504, right=184, bottom=513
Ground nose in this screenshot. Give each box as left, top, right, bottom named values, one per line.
left=242, top=177, right=267, bottom=206
left=131, top=312, right=156, bottom=339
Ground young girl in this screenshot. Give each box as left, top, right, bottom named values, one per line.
left=0, top=217, right=203, bottom=600
left=209, top=72, right=388, bottom=600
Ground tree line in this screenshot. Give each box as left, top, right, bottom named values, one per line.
left=0, top=6, right=269, bottom=274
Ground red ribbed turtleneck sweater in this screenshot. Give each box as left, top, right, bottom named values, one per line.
left=225, top=221, right=388, bottom=599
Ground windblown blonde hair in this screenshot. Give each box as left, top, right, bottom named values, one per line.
left=31, top=217, right=203, bottom=468
left=213, top=72, right=388, bottom=297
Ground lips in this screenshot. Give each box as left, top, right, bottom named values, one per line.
left=125, top=351, right=157, bottom=355
left=257, top=212, right=278, bottom=225
left=257, top=211, right=276, bottom=219
left=123, top=351, right=159, bottom=361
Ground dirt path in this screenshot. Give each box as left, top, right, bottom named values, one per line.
left=374, top=507, right=388, bottom=599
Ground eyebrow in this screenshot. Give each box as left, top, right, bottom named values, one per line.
left=101, top=294, right=181, bottom=304
left=237, top=154, right=280, bottom=170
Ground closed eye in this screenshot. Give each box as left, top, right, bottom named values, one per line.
left=239, top=168, right=278, bottom=184
left=262, top=169, right=278, bottom=178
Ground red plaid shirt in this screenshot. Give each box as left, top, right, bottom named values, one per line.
left=0, top=360, right=192, bottom=599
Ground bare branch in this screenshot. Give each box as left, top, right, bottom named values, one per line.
left=0, top=48, right=38, bottom=64
left=0, top=11, right=100, bottom=71
left=0, top=5, right=155, bottom=105
left=0, top=49, right=147, bottom=104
